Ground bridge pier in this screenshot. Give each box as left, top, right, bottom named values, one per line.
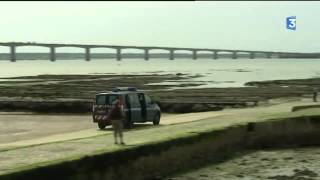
left=144, top=49, right=149, bottom=60
left=50, top=47, right=56, bottom=61
left=232, top=51, right=237, bottom=59
left=85, top=47, right=90, bottom=61
left=213, top=51, right=218, bottom=59
left=250, top=52, right=255, bottom=59
left=192, top=50, right=197, bottom=60
left=10, top=46, right=16, bottom=62
left=116, top=48, right=122, bottom=61
left=169, top=49, right=174, bottom=60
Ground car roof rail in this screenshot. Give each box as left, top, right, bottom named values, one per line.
left=112, top=87, right=137, bottom=92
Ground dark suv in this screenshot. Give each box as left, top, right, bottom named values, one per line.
left=92, top=87, right=161, bottom=129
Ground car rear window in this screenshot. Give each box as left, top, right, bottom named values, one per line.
left=96, top=94, right=119, bottom=105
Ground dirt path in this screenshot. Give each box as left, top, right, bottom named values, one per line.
left=0, top=113, right=94, bottom=144
left=0, top=112, right=223, bottom=150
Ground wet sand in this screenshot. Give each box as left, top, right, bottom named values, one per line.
left=169, top=147, right=320, bottom=180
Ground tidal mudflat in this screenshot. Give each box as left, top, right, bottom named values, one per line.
left=169, top=147, right=320, bottom=180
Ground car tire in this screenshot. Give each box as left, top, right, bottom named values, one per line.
left=153, top=113, right=160, bottom=125
left=98, top=122, right=106, bottom=130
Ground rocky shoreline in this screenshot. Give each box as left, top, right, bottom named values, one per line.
left=0, top=74, right=319, bottom=113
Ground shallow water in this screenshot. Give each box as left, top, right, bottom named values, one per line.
left=1, top=58, right=320, bottom=88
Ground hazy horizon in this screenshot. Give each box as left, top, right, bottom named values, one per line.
left=0, top=1, right=320, bottom=53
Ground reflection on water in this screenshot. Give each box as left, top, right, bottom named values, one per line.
left=0, top=58, right=320, bottom=88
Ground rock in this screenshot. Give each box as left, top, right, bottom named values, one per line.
left=171, top=103, right=193, bottom=113
left=157, top=102, right=224, bottom=113
left=200, top=174, right=209, bottom=177
left=191, top=104, right=210, bottom=112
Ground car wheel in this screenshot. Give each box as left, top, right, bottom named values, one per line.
left=98, top=122, right=106, bottom=130
left=153, top=113, right=160, bottom=125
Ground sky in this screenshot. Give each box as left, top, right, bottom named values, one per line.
left=0, top=1, right=319, bottom=53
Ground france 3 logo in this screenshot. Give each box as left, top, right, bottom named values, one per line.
left=286, top=16, right=296, bottom=31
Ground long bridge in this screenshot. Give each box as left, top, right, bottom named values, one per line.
left=0, top=42, right=314, bottom=62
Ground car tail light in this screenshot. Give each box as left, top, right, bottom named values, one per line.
left=92, top=98, right=96, bottom=112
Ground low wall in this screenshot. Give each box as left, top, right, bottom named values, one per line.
left=2, top=115, right=320, bottom=180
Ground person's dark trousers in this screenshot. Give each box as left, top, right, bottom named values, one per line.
left=313, top=93, right=317, bottom=102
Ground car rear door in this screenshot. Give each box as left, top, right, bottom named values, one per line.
left=138, top=93, right=147, bottom=121
left=145, top=94, right=157, bottom=121
left=127, top=93, right=142, bottom=122
left=93, top=94, right=118, bottom=122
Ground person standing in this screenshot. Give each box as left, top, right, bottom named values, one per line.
left=313, top=88, right=318, bottom=102
left=108, top=96, right=125, bottom=145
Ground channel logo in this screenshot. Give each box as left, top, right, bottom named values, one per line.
left=286, top=16, right=296, bottom=30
